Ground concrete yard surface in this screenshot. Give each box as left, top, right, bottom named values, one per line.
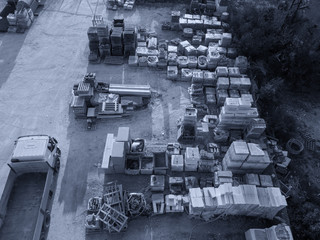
left=0, top=1, right=273, bottom=240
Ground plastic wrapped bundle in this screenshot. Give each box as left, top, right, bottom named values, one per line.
left=188, top=56, right=198, bottom=68
left=229, top=89, right=241, bottom=98
left=177, top=56, right=188, bottom=68
left=216, top=89, right=229, bottom=106
left=220, top=33, right=232, bottom=47
left=181, top=68, right=193, bottom=82
left=198, top=55, right=208, bottom=70
left=203, top=71, right=216, bottom=86
left=168, top=53, right=178, bottom=66
left=178, top=40, right=191, bottom=54
left=136, top=47, right=148, bottom=57
left=217, top=77, right=229, bottom=90
left=148, top=56, right=158, bottom=67
left=192, top=70, right=204, bottom=84
left=87, top=27, right=99, bottom=41
left=179, top=18, right=188, bottom=29
left=228, top=67, right=241, bottom=77
left=148, top=37, right=158, bottom=49
left=168, top=45, right=178, bottom=53
left=216, top=66, right=229, bottom=77
left=205, top=33, right=215, bottom=46
left=167, top=66, right=178, bottom=80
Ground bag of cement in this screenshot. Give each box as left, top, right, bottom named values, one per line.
left=168, top=52, right=178, bottom=66
left=167, top=66, right=178, bottom=80
left=139, top=56, right=148, bottom=67
left=181, top=68, right=193, bottom=82
left=136, top=47, right=148, bottom=57
left=148, top=37, right=158, bottom=49
left=228, top=89, right=240, bottom=98
left=185, top=45, right=197, bottom=56
left=197, top=45, right=208, bottom=56
left=198, top=55, right=208, bottom=70
left=216, top=89, right=228, bottom=106
left=228, top=67, right=241, bottom=77
left=217, top=55, right=229, bottom=67
left=148, top=56, right=158, bottom=67
left=205, top=33, right=215, bottom=46
left=217, top=46, right=227, bottom=55
left=216, top=66, right=228, bottom=77
left=147, top=49, right=159, bottom=56
left=177, top=56, right=188, bottom=68
left=188, top=56, right=198, bottom=68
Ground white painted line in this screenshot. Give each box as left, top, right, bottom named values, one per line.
left=122, top=65, right=125, bottom=84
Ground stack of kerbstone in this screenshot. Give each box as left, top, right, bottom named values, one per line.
left=111, top=27, right=123, bottom=56
left=222, top=141, right=271, bottom=174
left=87, top=27, right=100, bottom=62
left=123, top=25, right=136, bottom=56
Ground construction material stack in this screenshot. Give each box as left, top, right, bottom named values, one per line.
left=95, top=16, right=111, bottom=60
left=222, top=141, right=271, bottom=174
left=188, top=184, right=287, bottom=220
left=177, top=108, right=197, bottom=142
left=245, top=224, right=294, bottom=240
left=87, top=27, right=100, bottom=63
left=16, top=7, right=33, bottom=32
left=217, top=96, right=258, bottom=130
left=184, top=147, right=200, bottom=172
left=111, top=26, right=123, bottom=56
left=123, top=25, right=136, bottom=56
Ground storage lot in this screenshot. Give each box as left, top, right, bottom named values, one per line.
left=0, top=1, right=271, bottom=239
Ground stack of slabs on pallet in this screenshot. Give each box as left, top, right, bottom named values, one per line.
left=222, top=141, right=271, bottom=174
left=217, top=96, right=259, bottom=130
left=189, top=188, right=205, bottom=215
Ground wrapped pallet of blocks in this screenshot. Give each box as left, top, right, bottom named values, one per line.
left=192, top=70, right=204, bottom=84
left=167, top=66, right=178, bottom=80
left=188, top=188, right=205, bottom=215
left=168, top=53, right=178, bottom=66
left=217, top=77, right=229, bottom=90
left=185, top=45, right=197, bottom=56
left=197, top=45, right=208, bottom=56
left=178, top=40, right=191, bottom=54
left=205, top=87, right=216, bottom=104
left=183, top=28, right=193, bottom=38
left=177, top=56, right=188, bottom=68
left=198, top=55, right=208, bottom=70
left=203, top=71, right=216, bottom=86
left=219, top=33, right=232, bottom=47
left=171, top=155, right=184, bottom=172
left=166, top=195, right=184, bottom=213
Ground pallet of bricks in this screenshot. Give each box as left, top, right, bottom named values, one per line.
left=189, top=183, right=287, bottom=221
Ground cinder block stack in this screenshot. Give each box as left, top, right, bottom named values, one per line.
left=87, top=27, right=100, bottom=62
left=97, top=23, right=111, bottom=59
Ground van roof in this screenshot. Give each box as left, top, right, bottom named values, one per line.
left=12, top=136, right=49, bottom=161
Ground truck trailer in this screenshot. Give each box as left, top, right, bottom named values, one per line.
left=0, top=135, right=61, bottom=240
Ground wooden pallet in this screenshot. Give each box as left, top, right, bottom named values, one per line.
left=97, top=203, right=128, bottom=233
